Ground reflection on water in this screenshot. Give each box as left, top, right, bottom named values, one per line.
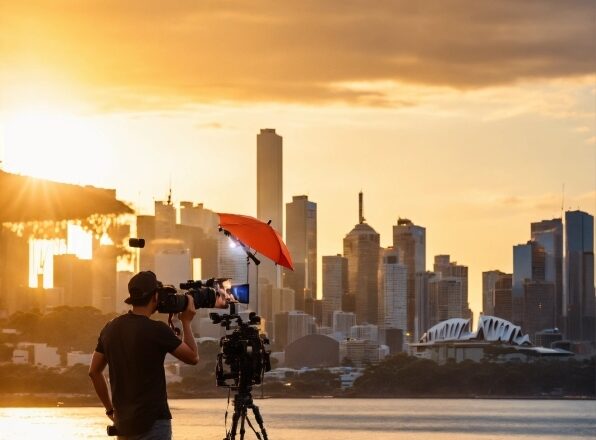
left=0, top=399, right=594, bottom=440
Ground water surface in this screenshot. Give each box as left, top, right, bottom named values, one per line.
left=0, top=398, right=594, bottom=439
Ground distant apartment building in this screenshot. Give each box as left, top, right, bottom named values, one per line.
left=274, top=310, right=315, bottom=348
left=512, top=240, right=546, bottom=326
left=333, top=311, right=357, bottom=338
left=434, top=255, right=470, bottom=320
left=322, top=255, right=348, bottom=327
left=523, top=281, right=556, bottom=342
left=339, top=339, right=388, bottom=367
left=349, top=323, right=379, bottom=342
left=493, top=274, right=513, bottom=322
left=414, top=271, right=435, bottom=341
left=429, top=277, right=464, bottom=327
left=482, top=270, right=508, bottom=317
left=53, top=254, right=93, bottom=307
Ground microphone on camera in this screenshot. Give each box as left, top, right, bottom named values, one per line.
left=128, top=238, right=145, bottom=248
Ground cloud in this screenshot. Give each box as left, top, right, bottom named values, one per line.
left=1, top=0, right=594, bottom=109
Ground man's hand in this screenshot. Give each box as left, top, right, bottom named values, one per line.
left=178, top=294, right=196, bottom=323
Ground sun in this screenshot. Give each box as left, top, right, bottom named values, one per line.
left=1, top=105, right=110, bottom=186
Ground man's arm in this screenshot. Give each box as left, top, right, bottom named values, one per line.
left=88, top=351, right=114, bottom=420
left=171, top=294, right=199, bottom=365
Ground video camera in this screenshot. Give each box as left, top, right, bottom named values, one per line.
left=155, top=279, right=250, bottom=314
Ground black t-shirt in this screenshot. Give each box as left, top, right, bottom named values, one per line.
left=95, top=312, right=182, bottom=436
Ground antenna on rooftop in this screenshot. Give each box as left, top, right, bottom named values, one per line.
left=167, top=174, right=173, bottom=206
left=359, top=191, right=365, bottom=224
left=561, top=183, right=565, bottom=217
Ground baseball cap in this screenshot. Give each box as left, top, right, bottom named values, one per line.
left=125, top=271, right=162, bottom=305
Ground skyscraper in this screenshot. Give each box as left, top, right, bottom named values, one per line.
left=428, top=277, right=462, bottom=326
left=379, top=247, right=408, bottom=331
left=285, top=195, right=317, bottom=311
left=257, top=128, right=283, bottom=287
left=322, top=255, right=348, bottom=327
left=523, top=280, right=555, bottom=342
left=393, top=218, right=426, bottom=335
left=493, top=274, right=513, bottom=322
left=531, top=218, right=563, bottom=327
left=433, top=255, right=470, bottom=320
left=564, top=210, right=595, bottom=342
left=482, top=270, right=508, bottom=316
left=343, top=193, right=380, bottom=325
left=154, top=200, right=176, bottom=240
left=415, top=271, right=435, bottom=340
left=512, top=241, right=546, bottom=326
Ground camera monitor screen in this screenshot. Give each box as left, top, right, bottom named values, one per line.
left=230, top=284, right=249, bottom=304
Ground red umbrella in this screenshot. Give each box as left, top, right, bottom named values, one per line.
left=217, top=213, right=294, bottom=271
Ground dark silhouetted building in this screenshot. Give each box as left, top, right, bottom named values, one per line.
left=531, top=218, right=563, bottom=328
left=493, top=274, right=513, bottom=322
left=482, top=270, right=508, bottom=317
left=434, top=255, right=470, bottom=321
left=384, top=327, right=405, bottom=354
left=535, top=328, right=563, bottom=348
left=513, top=240, right=545, bottom=326
left=285, top=334, right=340, bottom=368
left=523, top=280, right=555, bottom=342
left=92, top=244, right=117, bottom=313
left=53, top=254, right=93, bottom=307
left=415, top=271, right=435, bottom=340
left=564, top=210, right=595, bottom=343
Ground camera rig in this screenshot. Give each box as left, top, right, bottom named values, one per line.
left=210, top=303, right=271, bottom=390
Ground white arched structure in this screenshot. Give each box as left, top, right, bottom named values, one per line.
left=476, top=315, right=531, bottom=345
left=419, top=318, right=473, bottom=343
left=419, top=316, right=531, bottom=346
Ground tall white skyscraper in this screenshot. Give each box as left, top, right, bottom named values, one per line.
left=257, top=128, right=283, bottom=288
left=379, top=248, right=408, bottom=331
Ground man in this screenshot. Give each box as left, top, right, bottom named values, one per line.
left=89, top=271, right=231, bottom=439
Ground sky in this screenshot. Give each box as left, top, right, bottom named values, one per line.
left=0, top=1, right=595, bottom=319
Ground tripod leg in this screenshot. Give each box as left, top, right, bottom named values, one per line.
left=250, top=404, right=269, bottom=440
left=239, top=407, right=247, bottom=440
left=228, top=406, right=241, bottom=440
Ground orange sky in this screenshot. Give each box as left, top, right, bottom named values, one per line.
left=1, top=1, right=595, bottom=319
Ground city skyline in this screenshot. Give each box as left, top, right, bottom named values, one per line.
left=1, top=1, right=594, bottom=321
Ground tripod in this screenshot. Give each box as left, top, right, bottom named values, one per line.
left=225, top=386, right=269, bottom=440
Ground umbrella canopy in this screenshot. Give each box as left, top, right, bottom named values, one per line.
left=217, top=212, right=294, bottom=271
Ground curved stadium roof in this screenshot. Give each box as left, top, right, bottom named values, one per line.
left=420, top=315, right=531, bottom=346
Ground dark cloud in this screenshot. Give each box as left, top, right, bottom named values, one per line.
left=1, top=0, right=594, bottom=108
